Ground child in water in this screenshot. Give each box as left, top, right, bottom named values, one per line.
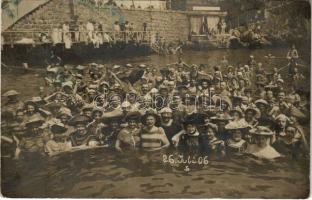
left=225, top=121, right=248, bottom=155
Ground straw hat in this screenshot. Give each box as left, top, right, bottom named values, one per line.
left=159, top=107, right=172, bottom=114
left=211, top=113, right=233, bottom=121
left=229, top=106, right=244, bottom=117
left=68, top=115, right=92, bottom=126
left=245, top=107, right=261, bottom=118
left=255, top=99, right=269, bottom=107
left=25, top=115, right=45, bottom=127
left=2, top=90, right=19, bottom=97
left=51, top=122, right=67, bottom=134
left=125, top=111, right=141, bottom=122
left=81, top=104, right=94, bottom=112
left=225, top=120, right=248, bottom=130
left=250, top=126, right=274, bottom=136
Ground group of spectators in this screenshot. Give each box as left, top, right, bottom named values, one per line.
left=1, top=49, right=309, bottom=160
left=40, top=20, right=150, bottom=49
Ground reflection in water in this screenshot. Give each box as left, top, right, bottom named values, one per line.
left=1, top=48, right=310, bottom=198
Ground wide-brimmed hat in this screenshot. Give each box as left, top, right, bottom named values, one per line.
left=277, top=79, right=284, bottom=83
left=183, top=114, right=198, bottom=127
left=225, top=120, right=248, bottom=130
left=245, top=107, right=261, bottom=118
left=24, top=100, right=38, bottom=110
left=274, top=114, right=290, bottom=122
left=62, top=81, right=74, bottom=89
left=264, top=84, right=278, bottom=90
left=200, top=122, right=218, bottom=132
left=141, top=111, right=160, bottom=125
left=76, top=65, right=86, bottom=71
left=102, top=111, right=123, bottom=124
left=149, top=88, right=158, bottom=94
left=125, top=111, right=141, bottom=122
left=139, top=64, right=147, bottom=68
left=198, top=78, right=212, bottom=86
left=250, top=126, right=274, bottom=136
left=30, top=96, right=47, bottom=105
left=255, top=99, right=269, bottom=107
left=47, top=66, right=60, bottom=73
left=159, top=107, right=172, bottom=114
left=68, top=115, right=92, bottom=126
left=159, top=84, right=169, bottom=91
left=211, top=113, right=233, bottom=122
left=215, top=96, right=232, bottom=109
left=177, top=85, right=189, bottom=90
left=51, top=122, right=67, bottom=134
left=229, top=106, right=243, bottom=117
left=25, top=115, right=45, bottom=127
left=82, top=104, right=94, bottom=112
left=89, top=62, right=98, bottom=67
left=75, top=74, right=83, bottom=79
left=57, top=107, right=72, bottom=118
left=112, top=65, right=121, bottom=69
left=2, top=90, right=19, bottom=97
left=92, top=108, right=104, bottom=116
left=121, top=101, right=131, bottom=108
left=44, top=102, right=63, bottom=112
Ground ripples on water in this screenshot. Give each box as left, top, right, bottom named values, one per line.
left=1, top=148, right=309, bottom=198
left=1, top=48, right=310, bottom=198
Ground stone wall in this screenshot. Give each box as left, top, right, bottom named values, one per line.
left=4, top=0, right=73, bottom=42
left=74, top=2, right=190, bottom=42
left=3, top=0, right=190, bottom=43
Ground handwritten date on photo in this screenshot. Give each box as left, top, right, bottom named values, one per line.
left=162, top=154, right=209, bottom=166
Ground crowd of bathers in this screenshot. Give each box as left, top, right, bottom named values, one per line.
left=1, top=47, right=309, bottom=160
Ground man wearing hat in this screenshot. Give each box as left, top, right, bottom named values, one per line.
left=243, top=106, right=260, bottom=129
left=62, top=81, right=84, bottom=112
left=255, top=99, right=274, bottom=127
left=81, top=104, right=94, bottom=118
left=272, top=124, right=307, bottom=159
left=229, top=106, right=244, bottom=122
left=197, top=78, right=210, bottom=96
left=211, top=112, right=232, bottom=141
left=101, top=112, right=123, bottom=147
left=255, top=80, right=267, bottom=99
left=2, top=90, right=24, bottom=115
left=87, top=108, right=105, bottom=138
left=139, top=83, right=152, bottom=101
left=218, top=81, right=231, bottom=97
left=159, top=107, right=182, bottom=145
left=68, top=115, right=98, bottom=147
left=169, top=93, right=188, bottom=125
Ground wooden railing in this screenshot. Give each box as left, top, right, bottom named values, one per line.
left=1, top=30, right=156, bottom=46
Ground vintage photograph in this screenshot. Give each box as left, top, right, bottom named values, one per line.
left=1, top=0, right=310, bottom=198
